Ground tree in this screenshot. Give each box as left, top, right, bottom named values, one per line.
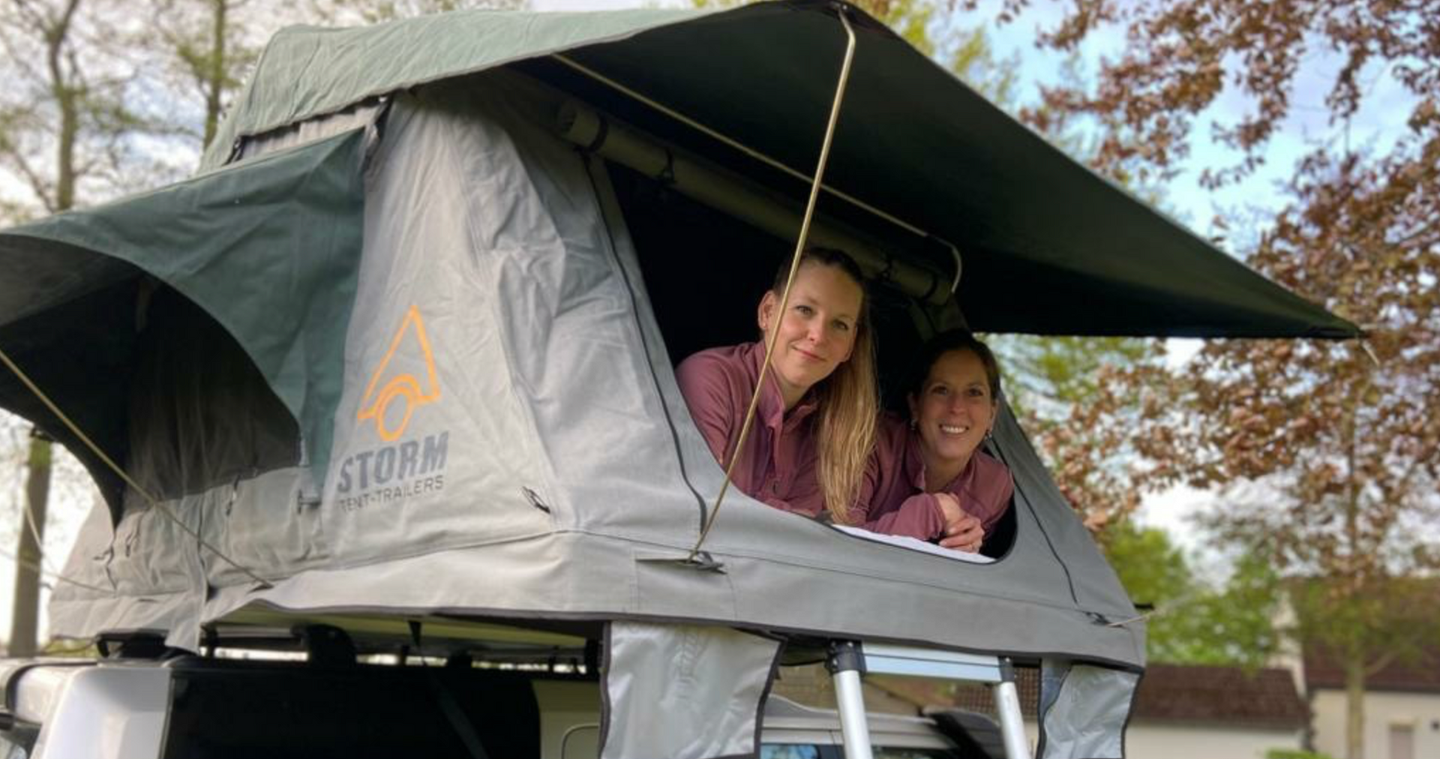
left=1103, top=519, right=1280, bottom=668
left=1008, top=2, right=1440, bottom=757
left=992, top=336, right=1170, bottom=532
left=0, top=0, right=143, bottom=657
left=151, top=0, right=264, bottom=150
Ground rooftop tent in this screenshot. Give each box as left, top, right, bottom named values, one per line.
left=0, top=2, right=1357, bottom=758
left=36, top=65, right=1151, bottom=654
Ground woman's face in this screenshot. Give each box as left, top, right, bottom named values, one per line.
left=757, top=261, right=863, bottom=406
left=907, top=349, right=997, bottom=471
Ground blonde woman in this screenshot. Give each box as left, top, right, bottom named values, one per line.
left=676, top=247, right=878, bottom=526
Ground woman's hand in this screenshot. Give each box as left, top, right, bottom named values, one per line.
left=933, top=493, right=984, bottom=553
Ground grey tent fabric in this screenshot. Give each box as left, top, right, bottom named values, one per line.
left=1038, top=660, right=1141, bottom=759
left=602, top=622, right=780, bottom=759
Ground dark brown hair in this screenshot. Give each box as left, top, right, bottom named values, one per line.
left=909, top=330, right=1002, bottom=401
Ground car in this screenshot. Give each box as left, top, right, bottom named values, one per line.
left=0, top=625, right=1004, bottom=759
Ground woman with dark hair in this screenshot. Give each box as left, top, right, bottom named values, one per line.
left=862, top=330, right=1014, bottom=552
left=676, top=247, right=879, bottom=524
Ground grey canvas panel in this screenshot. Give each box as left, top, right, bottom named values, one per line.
left=602, top=622, right=780, bottom=759
left=1039, top=660, right=1141, bottom=759
left=183, top=530, right=1145, bottom=667
left=199, top=1, right=1354, bottom=339
left=51, top=466, right=326, bottom=615
left=234, top=101, right=388, bottom=163
left=312, top=86, right=556, bottom=567
left=988, top=405, right=1138, bottom=616
left=51, top=497, right=210, bottom=651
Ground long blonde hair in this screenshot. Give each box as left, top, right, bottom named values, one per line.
left=771, top=248, right=879, bottom=525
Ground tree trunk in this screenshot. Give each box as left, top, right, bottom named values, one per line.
left=202, top=0, right=227, bottom=148
left=1344, top=650, right=1366, bottom=759
left=7, top=435, right=52, bottom=657
left=6, top=0, right=81, bottom=658
left=49, top=0, right=82, bottom=212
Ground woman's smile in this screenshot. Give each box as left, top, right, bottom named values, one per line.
left=758, top=261, right=862, bottom=409
left=908, top=348, right=997, bottom=484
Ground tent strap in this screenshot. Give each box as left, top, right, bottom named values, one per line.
left=687, top=8, right=858, bottom=561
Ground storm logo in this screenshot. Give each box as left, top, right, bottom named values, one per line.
left=357, top=305, right=441, bottom=441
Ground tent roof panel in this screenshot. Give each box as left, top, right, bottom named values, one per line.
left=201, top=1, right=1356, bottom=339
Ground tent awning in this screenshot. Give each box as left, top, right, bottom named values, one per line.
left=0, top=130, right=365, bottom=503
left=199, top=1, right=1357, bottom=340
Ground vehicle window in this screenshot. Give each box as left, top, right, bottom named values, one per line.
left=761, top=745, right=822, bottom=759
left=873, top=748, right=956, bottom=759
left=0, top=727, right=37, bottom=759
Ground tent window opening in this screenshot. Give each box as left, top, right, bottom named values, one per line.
left=0, top=249, right=301, bottom=520
left=608, top=162, right=1016, bottom=560
left=125, top=286, right=301, bottom=504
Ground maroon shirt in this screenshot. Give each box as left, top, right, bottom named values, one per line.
left=861, top=413, right=1015, bottom=542
left=676, top=342, right=825, bottom=516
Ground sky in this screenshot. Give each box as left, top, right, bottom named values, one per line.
left=0, top=0, right=1417, bottom=639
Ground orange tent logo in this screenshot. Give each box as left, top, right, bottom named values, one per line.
left=357, top=305, right=441, bottom=442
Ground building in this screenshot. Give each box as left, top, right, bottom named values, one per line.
left=773, top=662, right=1309, bottom=758
left=1303, top=646, right=1440, bottom=759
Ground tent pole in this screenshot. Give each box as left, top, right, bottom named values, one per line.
left=555, top=100, right=950, bottom=303
left=827, top=641, right=876, bottom=759
left=994, top=657, right=1033, bottom=759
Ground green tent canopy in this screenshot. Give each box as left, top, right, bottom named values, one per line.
left=202, top=0, right=1356, bottom=340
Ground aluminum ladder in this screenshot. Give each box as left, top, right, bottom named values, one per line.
left=827, top=641, right=1031, bottom=759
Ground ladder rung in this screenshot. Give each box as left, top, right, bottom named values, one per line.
left=861, top=644, right=1004, bottom=683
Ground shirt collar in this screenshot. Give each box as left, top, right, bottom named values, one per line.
left=745, top=341, right=819, bottom=431
left=905, top=428, right=974, bottom=493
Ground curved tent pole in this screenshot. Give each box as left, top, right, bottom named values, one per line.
left=556, top=101, right=954, bottom=302
left=687, top=8, right=858, bottom=562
